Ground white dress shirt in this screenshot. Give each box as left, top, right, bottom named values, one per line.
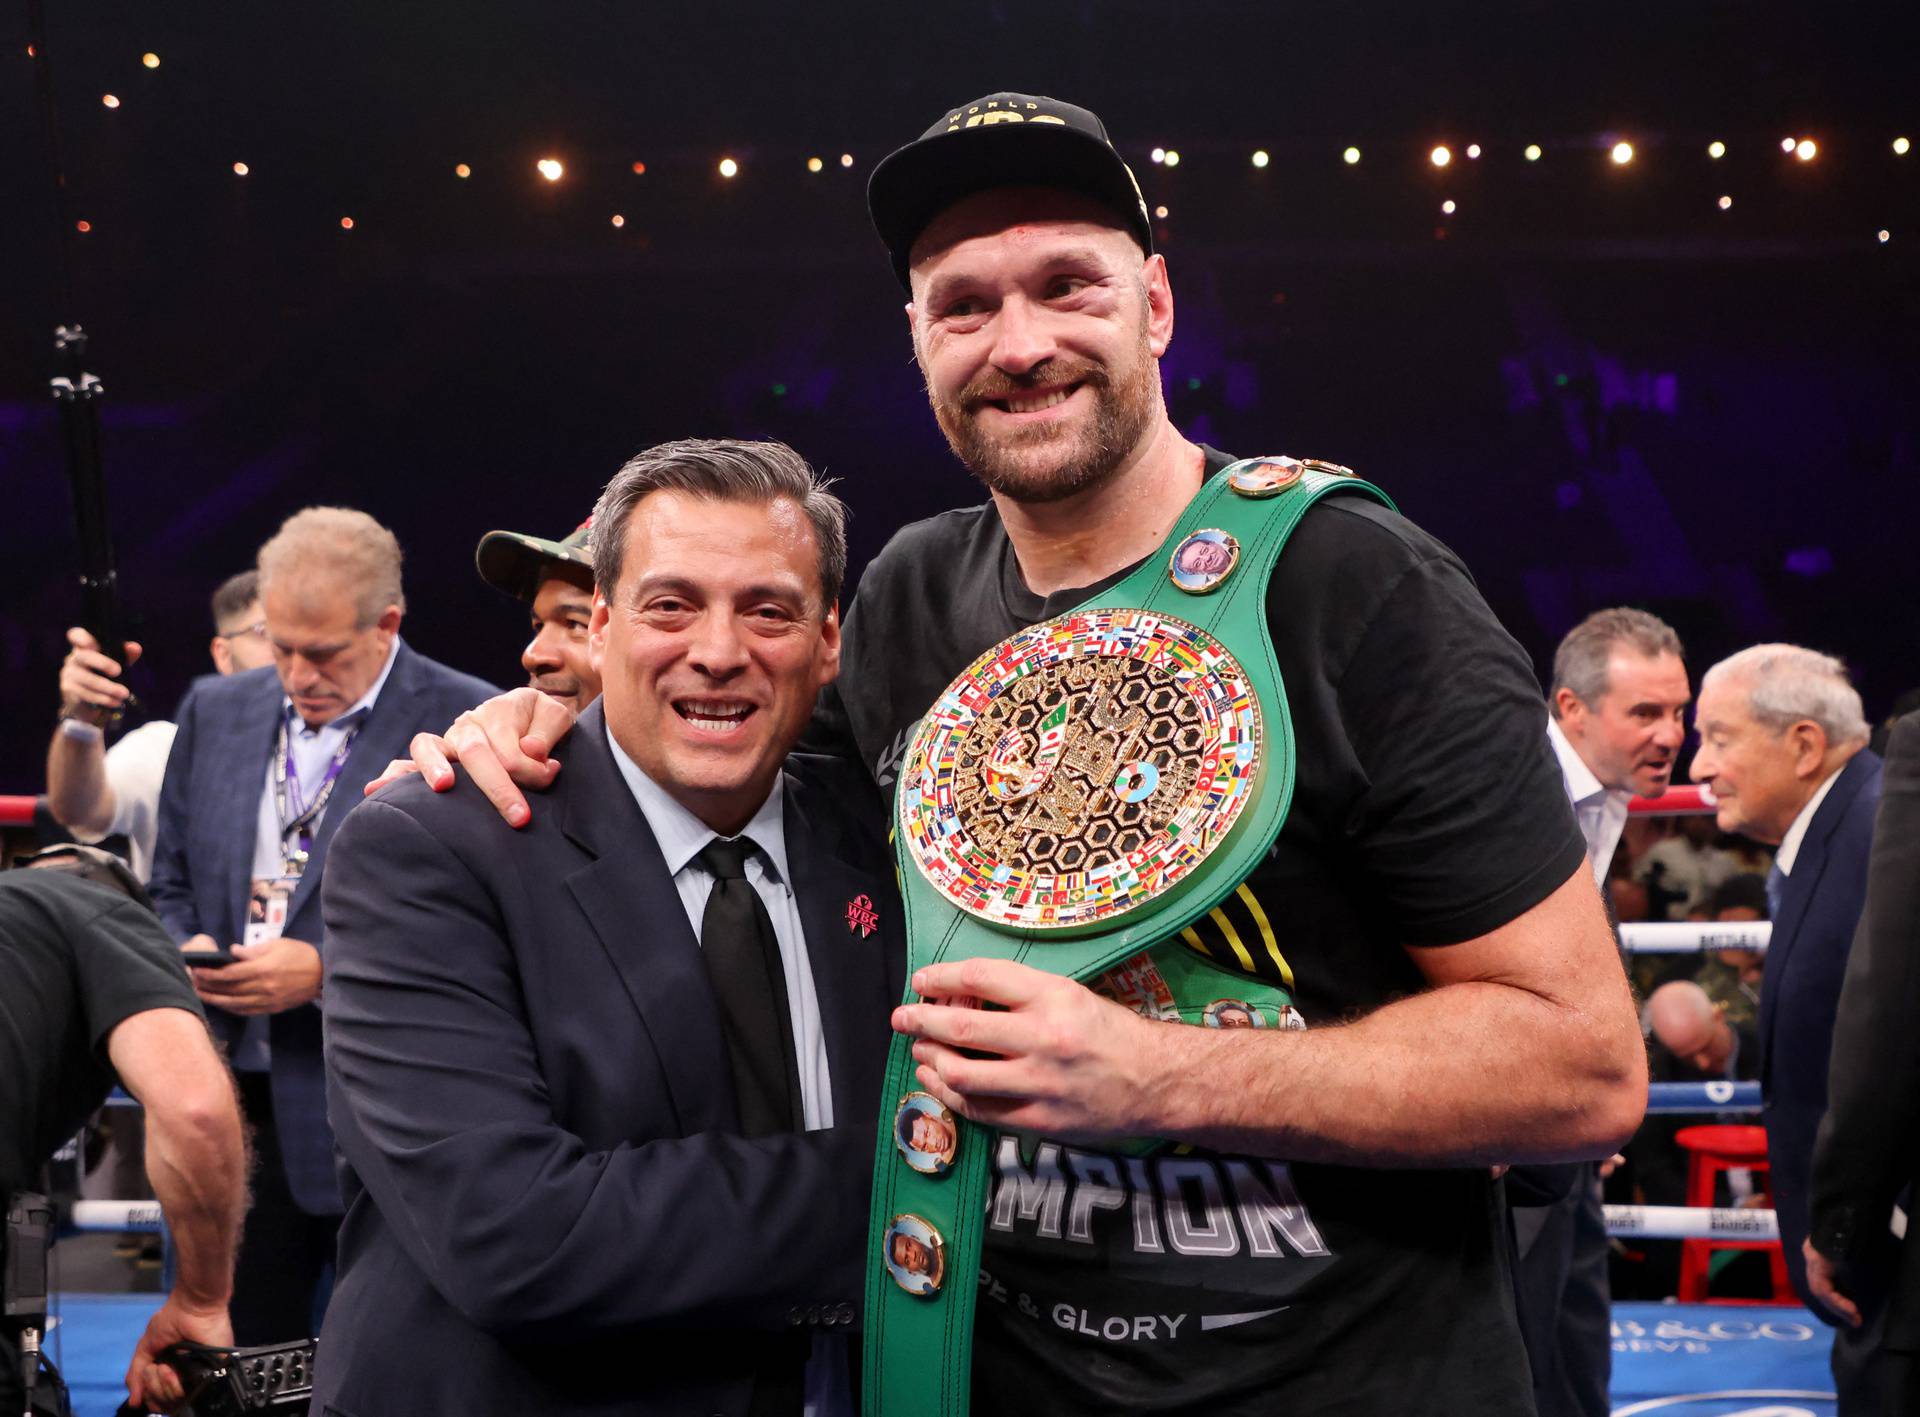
left=605, top=730, right=849, bottom=1417
left=69, top=718, right=176, bottom=882
left=1774, top=765, right=1844, bottom=877
left=1548, top=716, right=1632, bottom=888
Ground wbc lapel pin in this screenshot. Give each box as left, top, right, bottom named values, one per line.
left=845, top=893, right=880, bottom=937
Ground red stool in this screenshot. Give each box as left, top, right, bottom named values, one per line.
left=1673, top=1123, right=1793, bottom=1304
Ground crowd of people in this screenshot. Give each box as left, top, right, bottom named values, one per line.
left=2, top=88, right=1915, bottom=1417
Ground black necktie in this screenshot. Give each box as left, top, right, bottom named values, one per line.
left=695, top=838, right=802, bottom=1136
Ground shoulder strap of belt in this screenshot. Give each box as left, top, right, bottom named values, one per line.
left=861, top=462, right=1393, bottom=1415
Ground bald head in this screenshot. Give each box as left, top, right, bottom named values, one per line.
left=1647, top=981, right=1733, bottom=1074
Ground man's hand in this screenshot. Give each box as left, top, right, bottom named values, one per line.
left=125, top=1293, right=232, bottom=1411
left=59, top=625, right=142, bottom=723
left=892, top=958, right=1164, bottom=1141
left=190, top=936, right=323, bottom=1014
left=362, top=687, right=576, bottom=827
left=1803, top=1239, right=1863, bottom=1327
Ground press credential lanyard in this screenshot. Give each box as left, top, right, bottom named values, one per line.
left=271, top=711, right=360, bottom=876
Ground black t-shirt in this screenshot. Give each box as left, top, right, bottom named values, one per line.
left=809, top=447, right=1586, bottom=1414
left=0, top=871, right=207, bottom=1198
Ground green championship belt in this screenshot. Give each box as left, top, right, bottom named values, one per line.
left=861, top=458, right=1394, bottom=1415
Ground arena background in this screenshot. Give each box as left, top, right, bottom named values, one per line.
left=3, top=0, right=1916, bottom=792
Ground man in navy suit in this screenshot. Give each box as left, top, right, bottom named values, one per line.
left=147, top=506, right=497, bottom=1345
left=315, top=439, right=900, bottom=1417
left=1690, top=643, right=1880, bottom=1323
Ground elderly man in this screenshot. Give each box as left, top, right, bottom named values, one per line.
left=394, top=93, right=1644, bottom=1414
left=0, top=848, right=247, bottom=1416
left=316, top=441, right=898, bottom=1416
left=1515, top=606, right=1691, bottom=1416
left=1804, top=709, right=1920, bottom=1413
left=147, top=507, right=496, bottom=1347
left=475, top=518, right=602, bottom=714
left=1690, top=644, right=1880, bottom=1333
left=47, top=571, right=274, bottom=882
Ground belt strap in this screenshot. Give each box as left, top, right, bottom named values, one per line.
left=861, top=463, right=1393, bottom=1415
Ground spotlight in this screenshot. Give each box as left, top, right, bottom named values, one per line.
left=339, top=217, right=354, bottom=230
left=101, top=93, right=121, bottom=108
left=1717, top=195, right=1733, bottom=210
left=630, top=161, right=647, bottom=175
left=1441, top=199, right=1456, bottom=214
left=75, top=219, right=91, bottom=233
left=807, top=156, right=823, bottom=172
left=1343, top=146, right=1361, bottom=165
left=1154, top=204, right=1169, bottom=218
left=611, top=214, right=625, bottom=228
left=537, top=158, right=564, bottom=182
left=1896, top=137, right=1911, bottom=156
left=1708, top=141, right=1726, bottom=159
left=1781, top=137, right=1797, bottom=153
left=1795, top=138, right=1817, bottom=162
left=1524, top=144, right=1542, bottom=162
left=1251, top=150, right=1269, bottom=168
left=232, top=161, right=249, bottom=176
left=1163, top=150, right=1180, bottom=167
left=1466, top=143, right=1481, bottom=159
left=1610, top=141, right=1634, bottom=165
left=718, top=157, right=738, bottom=178
left=839, top=153, right=853, bottom=168
left=1430, top=145, right=1451, bottom=167
left=454, top=163, right=471, bottom=178
left=1879, top=229, right=1892, bottom=244
left=1150, top=147, right=1166, bottom=164
left=141, top=52, right=159, bottom=69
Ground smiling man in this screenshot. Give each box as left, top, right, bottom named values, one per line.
left=475, top=518, right=603, bottom=714
left=315, top=440, right=899, bottom=1416
left=147, top=506, right=496, bottom=1347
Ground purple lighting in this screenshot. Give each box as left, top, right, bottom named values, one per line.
left=1784, top=547, right=1834, bottom=578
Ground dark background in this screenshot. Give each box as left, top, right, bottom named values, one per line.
left=4, top=1, right=1916, bottom=792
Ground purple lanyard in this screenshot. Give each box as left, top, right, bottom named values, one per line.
left=272, top=712, right=362, bottom=869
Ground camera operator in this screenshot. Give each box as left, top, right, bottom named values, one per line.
left=0, top=847, right=247, bottom=1415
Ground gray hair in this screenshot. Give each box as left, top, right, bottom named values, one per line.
left=257, top=507, right=406, bottom=626
left=1550, top=607, right=1684, bottom=717
left=1702, top=644, right=1869, bottom=746
left=590, top=438, right=848, bottom=612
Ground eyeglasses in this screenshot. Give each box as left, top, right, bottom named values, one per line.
left=216, top=621, right=268, bottom=643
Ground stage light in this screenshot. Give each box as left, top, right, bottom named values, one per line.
left=339, top=217, right=354, bottom=230
left=232, top=162, right=249, bottom=176
left=839, top=153, right=853, bottom=168
left=537, top=158, right=564, bottom=182
left=1781, top=137, right=1797, bottom=153
left=1163, top=150, right=1180, bottom=167
left=1880, top=229, right=1892, bottom=244
left=718, top=156, right=738, bottom=178
left=101, top=93, right=120, bottom=108
left=1441, top=199, right=1456, bottom=214
left=454, top=163, right=471, bottom=178
left=1430, top=145, right=1451, bottom=167
left=1524, top=144, right=1542, bottom=162
left=1466, top=144, right=1481, bottom=159
left=630, top=161, right=647, bottom=175
left=1895, top=137, right=1911, bottom=156
left=807, top=156, right=823, bottom=172
left=611, top=214, right=625, bottom=228
left=1154, top=204, right=1169, bottom=218
left=1251, top=150, right=1269, bottom=168
left=1610, top=141, right=1634, bottom=165
left=1796, top=139, right=1817, bottom=161
left=1150, top=147, right=1165, bottom=164
left=1708, top=141, right=1726, bottom=159
left=1717, top=195, right=1733, bottom=210
left=75, top=220, right=91, bottom=233
left=141, top=52, right=159, bottom=69
left=1343, top=146, right=1361, bottom=165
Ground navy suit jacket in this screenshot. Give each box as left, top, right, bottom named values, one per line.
left=314, top=703, right=903, bottom=1417
left=147, top=641, right=497, bottom=1214
left=1757, top=747, right=1882, bottom=1315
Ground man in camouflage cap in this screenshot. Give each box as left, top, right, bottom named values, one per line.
left=475, top=519, right=602, bottom=715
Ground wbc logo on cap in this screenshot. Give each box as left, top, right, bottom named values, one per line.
left=946, top=100, right=1068, bottom=131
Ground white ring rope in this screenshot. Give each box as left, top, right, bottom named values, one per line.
left=1618, top=920, right=1770, bottom=954
left=1605, top=1203, right=1779, bottom=1242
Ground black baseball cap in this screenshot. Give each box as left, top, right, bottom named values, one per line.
left=868, top=92, right=1154, bottom=290
left=474, top=519, right=595, bottom=602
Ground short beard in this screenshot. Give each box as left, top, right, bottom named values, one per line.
left=924, top=334, right=1159, bottom=507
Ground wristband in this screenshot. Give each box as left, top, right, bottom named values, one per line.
left=58, top=717, right=105, bottom=744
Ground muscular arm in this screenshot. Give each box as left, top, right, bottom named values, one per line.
left=902, top=866, right=1647, bottom=1166
left=108, top=1006, right=248, bottom=1407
